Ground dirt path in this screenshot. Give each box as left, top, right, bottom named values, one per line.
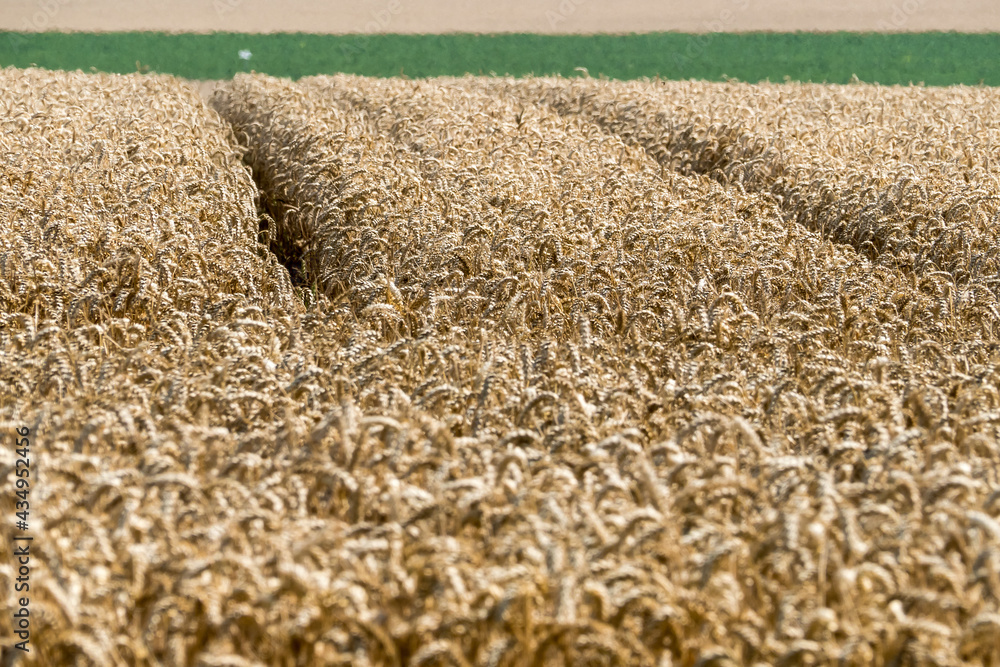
left=5, top=0, right=999, bottom=34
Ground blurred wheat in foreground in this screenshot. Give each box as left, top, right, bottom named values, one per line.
left=1, top=67, right=1000, bottom=666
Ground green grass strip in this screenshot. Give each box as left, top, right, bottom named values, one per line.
left=1, top=31, right=998, bottom=84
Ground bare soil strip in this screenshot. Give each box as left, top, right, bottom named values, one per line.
left=4, top=0, right=999, bottom=34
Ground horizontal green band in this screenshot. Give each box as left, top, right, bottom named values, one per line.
left=1, top=31, right=997, bottom=84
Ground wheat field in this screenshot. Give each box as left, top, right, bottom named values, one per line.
left=1, top=68, right=1000, bottom=665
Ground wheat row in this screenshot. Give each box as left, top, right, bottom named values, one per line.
left=514, top=78, right=1000, bottom=297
